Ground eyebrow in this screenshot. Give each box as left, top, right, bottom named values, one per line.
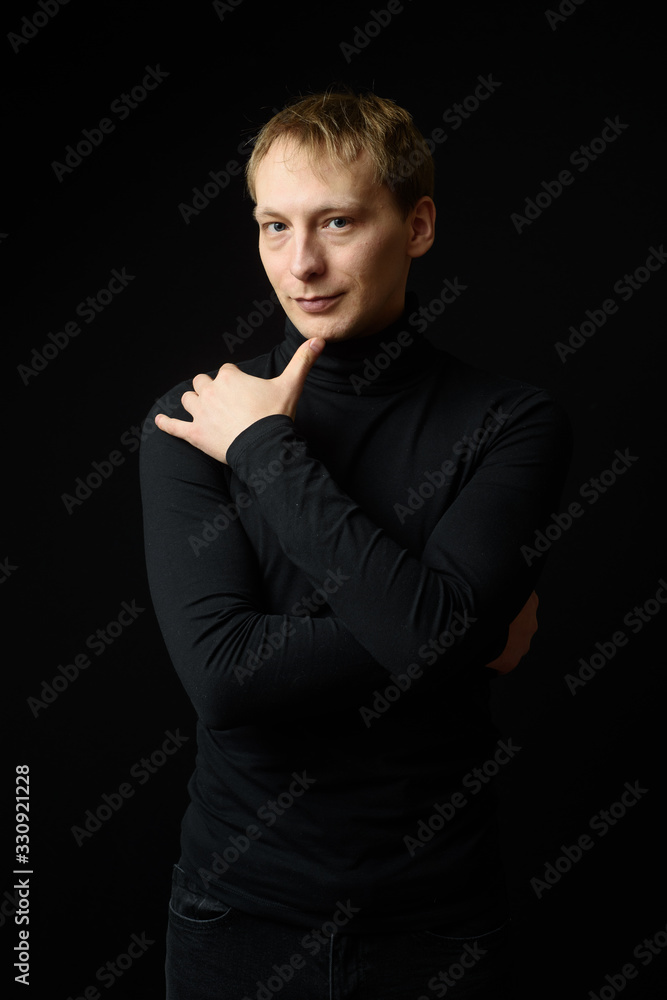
left=252, top=203, right=363, bottom=221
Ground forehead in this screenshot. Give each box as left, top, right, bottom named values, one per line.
left=253, top=138, right=383, bottom=213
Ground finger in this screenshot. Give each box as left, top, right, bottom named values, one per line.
left=280, top=337, right=325, bottom=389
left=215, top=362, right=240, bottom=380
left=192, top=373, right=213, bottom=392
left=178, top=389, right=199, bottom=416
left=154, top=413, right=192, bottom=439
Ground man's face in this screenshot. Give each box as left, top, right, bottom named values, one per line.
left=253, top=139, right=422, bottom=341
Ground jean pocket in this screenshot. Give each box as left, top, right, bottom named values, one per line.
left=168, top=865, right=234, bottom=926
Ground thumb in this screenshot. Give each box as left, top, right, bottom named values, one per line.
left=283, top=336, right=325, bottom=387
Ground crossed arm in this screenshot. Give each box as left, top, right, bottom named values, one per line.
left=151, top=338, right=542, bottom=684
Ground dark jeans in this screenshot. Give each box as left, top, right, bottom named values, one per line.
left=165, top=865, right=515, bottom=999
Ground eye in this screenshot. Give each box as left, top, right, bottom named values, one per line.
left=267, top=221, right=287, bottom=233
left=326, top=217, right=350, bottom=230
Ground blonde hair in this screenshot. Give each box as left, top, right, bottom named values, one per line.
left=245, top=90, right=434, bottom=218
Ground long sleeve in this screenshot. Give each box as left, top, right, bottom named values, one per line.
left=140, top=394, right=393, bottom=731
left=143, top=319, right=574, bottom=934
left=225, top=388, right=572, bottom=677
left=141, top=364, right=571, bottom=732
left=141, top=344, right=573, bottom=933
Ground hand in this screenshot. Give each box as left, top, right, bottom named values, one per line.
left=485, top=591, right=539, bottom=674
left=155, top=337, right=325, bottom=463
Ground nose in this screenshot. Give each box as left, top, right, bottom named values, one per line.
left=289, top=230, right=326, bottom=283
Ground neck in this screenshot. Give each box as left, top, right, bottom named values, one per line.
left=279, top=293, right=439, bottom=395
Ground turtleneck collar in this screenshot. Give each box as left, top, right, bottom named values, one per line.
left=276, top=292, right=441, bottom=395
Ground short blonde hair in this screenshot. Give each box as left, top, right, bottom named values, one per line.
left=245, top=90, right=434, bottom=218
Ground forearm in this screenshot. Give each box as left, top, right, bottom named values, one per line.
left=226, top=395, right=571, bottom=676
left=143, top=382, right=571, bottom=728
left=140, top=410, right=389, bottom=730
left=227, top=420, right=496, bottom=672
left=146, top=580, right=389, bottom=729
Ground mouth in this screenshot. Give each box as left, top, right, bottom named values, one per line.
left=293, top=294, right=343, bottom=314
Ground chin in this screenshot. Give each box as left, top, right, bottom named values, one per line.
left=307, top=320, right=365, bottom=342
left=286, top=307, right=363, bottom=342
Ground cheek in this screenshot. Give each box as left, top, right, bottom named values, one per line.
left=340, top=239, right=404, bottom=291
left=259, top=247, right=283, bottom=290
left=340, top=238, right=381, bottom=275
left=258, top=243, right=271, bottom=274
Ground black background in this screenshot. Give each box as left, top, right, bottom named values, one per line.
left=5, top=0, right=666, bottom=996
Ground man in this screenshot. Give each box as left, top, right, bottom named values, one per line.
left=140, top=90, right=571, bottom=999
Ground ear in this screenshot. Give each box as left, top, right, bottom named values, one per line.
left=406, top=196, right=436, bottom=259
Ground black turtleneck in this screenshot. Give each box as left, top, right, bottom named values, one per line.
left=140, top=299, right=572, bottom=935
